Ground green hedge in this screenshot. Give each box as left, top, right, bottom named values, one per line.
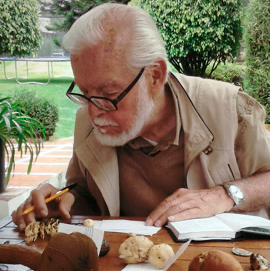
left=207, top=63, right=244, bottom=87
left=141, top=0, right=242, bottom=77
left=12, top=90, right=59, bottom=139
left=0, top=0, right=42, bottom=56
left=244, top=0, right=270, bottom=123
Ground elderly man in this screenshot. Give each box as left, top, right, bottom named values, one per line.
left=13, top=3, right=270, bottom=231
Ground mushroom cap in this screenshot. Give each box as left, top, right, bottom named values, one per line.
left=38, top=232, right=99, bottom=271
left=148, top=243, right=175, bottom=269
left=189, top=250, right=243, bottom=271
left=83, top=219, right=95, bottom=228
left=119, top=236, right=153, bottom=264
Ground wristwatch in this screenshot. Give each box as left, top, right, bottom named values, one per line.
left=223, top=183, right=244, bottom=206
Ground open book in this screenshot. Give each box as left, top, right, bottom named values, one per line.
left=167, top=213, right=270, bottom=241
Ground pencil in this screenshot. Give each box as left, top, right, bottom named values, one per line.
left=22, top=182, right=78, bottom=215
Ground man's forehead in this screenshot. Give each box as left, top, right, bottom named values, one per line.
left=71, top=45, right=126, bottom=69
left=85, top=80, right=122, bottom=91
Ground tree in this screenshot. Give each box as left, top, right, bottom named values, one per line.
left=244, top=0, right=270, bottom=123
left=141, top=0, right=242, bottom=77
left=39, top=0, right=130, bottom=33
left=0, top=0, right=42, bottom=56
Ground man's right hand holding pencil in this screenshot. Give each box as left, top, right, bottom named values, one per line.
left=12, top=183, right=76, bottom=232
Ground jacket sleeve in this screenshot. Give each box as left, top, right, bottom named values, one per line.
left=235, top=91, right=270, bottom=177
left=66, top=151, right=101, bottom=215
left=65, top=107, right=101, bottom=215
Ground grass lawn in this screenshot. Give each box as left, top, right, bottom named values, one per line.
left=0, top=61, right=79, bottom=140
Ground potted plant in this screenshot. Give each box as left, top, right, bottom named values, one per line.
left=0, top=97, right=46, bottom=193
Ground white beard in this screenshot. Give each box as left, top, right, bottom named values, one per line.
left=92, top=83, right=155, bottom=147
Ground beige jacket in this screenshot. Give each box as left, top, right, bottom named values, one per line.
left=66, top=72, right=270, bottom=217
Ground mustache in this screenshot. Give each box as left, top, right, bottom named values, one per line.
left=93, top=118, right=118, bottom=127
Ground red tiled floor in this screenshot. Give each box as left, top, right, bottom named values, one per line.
left=0, top=138, right=73, bottom=219
left=7, top=137, right=73, bottom=188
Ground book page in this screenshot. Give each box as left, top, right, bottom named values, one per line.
left=216, top=213, right=270, bottom=232
left=167, top=216, right=234, bottom=239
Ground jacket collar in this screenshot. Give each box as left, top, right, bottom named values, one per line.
left=168, top=72, right=214, bottom=172
left=76, top=130, right=120, bottom=216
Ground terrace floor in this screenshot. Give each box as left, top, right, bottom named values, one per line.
left=0, top=137, right=73, bottom=219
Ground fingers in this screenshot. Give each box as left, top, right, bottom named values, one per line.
left=146, top=188, right=189, bottom=226
left=31, top=184, right=58, bottom=217
left=58, top=192, right=75, bottom=220
left=12, top=184, right=60, bottom=231
left=168, top=207, right=203, bottom=222
left=12, top=197, right=36, bottom=232
left=146, top=187, right=230, bottom=227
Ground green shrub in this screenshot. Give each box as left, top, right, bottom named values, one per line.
left=0, top=0, right=42, bottom=56
left=244, top=0, right=270, bottom=123
left=141, top=0, right=242, bottom=77
left=207, top=63, right=245, bottom=87
left=11, top=90, right=59, bottom=139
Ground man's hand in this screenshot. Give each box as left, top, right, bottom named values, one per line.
left=12, top=183, right=75, bottom=232
left=145, top=186, right=234, bottom=227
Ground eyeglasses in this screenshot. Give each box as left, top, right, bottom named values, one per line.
left=66, top=68, right=145, bottom=111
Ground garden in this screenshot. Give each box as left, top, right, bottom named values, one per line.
left=0, top=0, right=270, bottom=189
left=0, top=61, right=78, bottom=139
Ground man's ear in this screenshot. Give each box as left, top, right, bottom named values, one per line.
left=148, top=59, right=167, bottom=90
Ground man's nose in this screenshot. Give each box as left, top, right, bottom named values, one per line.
left=88, top=102, right=105, bottom=118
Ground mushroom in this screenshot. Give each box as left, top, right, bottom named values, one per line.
left=188, top=250, right=243, bottom=271
left=119, top=235, right=153, bottom=263
left=83, top=219, right=95, bottom=228
left=25, top=218, right=59, bottom=243
left=148, top=243, right=175, bottom=269
left=0, top=232, right=99, bottom=271
left=250, top=253, right=269, bottom=270
left=99, top=237, right=110, bottom=257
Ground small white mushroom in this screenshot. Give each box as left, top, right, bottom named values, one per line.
left=119, top=235, right=154, bottom=264
left=83, top=219, right=95, bottom=228
left=148, top=243, right=175, bottom=269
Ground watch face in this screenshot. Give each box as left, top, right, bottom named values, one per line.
left=230, top=185, right=244, bottom=199
left=229, top=184, right=244, bottom=205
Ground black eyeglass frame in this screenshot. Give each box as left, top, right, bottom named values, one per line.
left=66, top=67, right=145, bottom=111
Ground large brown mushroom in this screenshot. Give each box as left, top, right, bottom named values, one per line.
left=188, top=250, right=243, bottom=271
left=0, top=232, right=99, bottom=271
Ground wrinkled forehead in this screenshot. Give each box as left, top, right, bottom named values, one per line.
left=71, top=44, right=127, bottom=74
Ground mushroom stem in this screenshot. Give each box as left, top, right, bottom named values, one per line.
left=0, top=244, right=41, bottom=270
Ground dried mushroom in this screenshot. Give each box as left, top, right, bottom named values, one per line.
left=119, top=235, right=153, bottom=263
left=25, top=221, right=41, bottom=243
left=250, top=253, right=269, bottom=270
left=148, top=244, right=175, bottom=269
left=188, top=250, right=243, bottom=271
left=25, top=218, right=59, bottom=243
left=99, top=238, right=110, bottom=257
left=0, top=232, right=99, bottom=271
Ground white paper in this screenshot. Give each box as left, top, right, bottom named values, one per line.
left=122, top=263, right=159, bottom=271
left=87, top=219, right=161, bottom=236
left=121, top=239, right=191, bottom=271
left=58, top=223, right=104, bottom=255
left=163, top=239, right=191, bottom=270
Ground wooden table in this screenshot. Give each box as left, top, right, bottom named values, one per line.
left=1, top=215, right=270, bottom=271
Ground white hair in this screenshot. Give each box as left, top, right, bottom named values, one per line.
left=62, top=3, right=168, bottom=74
